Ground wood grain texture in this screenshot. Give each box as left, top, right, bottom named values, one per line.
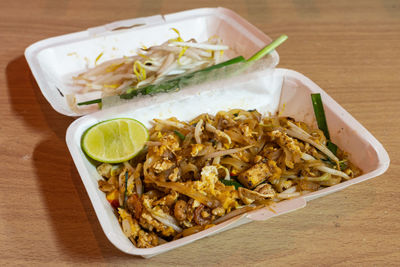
left=0, top=0, right=399, bottom=265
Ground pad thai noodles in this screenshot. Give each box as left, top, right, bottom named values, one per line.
left=96, top=109, right=361, bottom=248
left=67, top=29, right=228, bottom=111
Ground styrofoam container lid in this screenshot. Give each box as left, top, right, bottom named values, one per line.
left=25, top=7, right=279, bottom=116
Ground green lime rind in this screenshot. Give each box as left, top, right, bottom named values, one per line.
left=81, top=118, right=149, bottom=163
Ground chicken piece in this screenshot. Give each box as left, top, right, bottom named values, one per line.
left=298, top=180, right=320, bottom=191
left=136, top=230, right=158, bottom=248
left=238, top=187, right=274, bottom=205
left=253, top=183, right=276, bottom=198
left=97, top=163, right=113, bottom=178
left=237, top=160, right=281, bottom=189
left=271, top=178, right=294, bottom=193
left=98, top=179, right=115, bottom=193
left=97, top=163, right=122, bottom=179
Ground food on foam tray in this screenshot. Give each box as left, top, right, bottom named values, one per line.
left=73, top=34, right=288, bottom=109
left=67, top=28, right=229, bottom=110
left=90, top=107, right=361, bottom=248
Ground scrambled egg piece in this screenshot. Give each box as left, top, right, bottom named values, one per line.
left=191, top=144, right=204, bottom=157
left=162, top=133, right=180, bottom=152
left=139, top=210, right=175, bottom=237
left=153, top=159, right=175, bottom=173
left=193, top=166, right=219, bottom=196
left=118, top=208, right=141, bottom=240
left=136, top=230, right=158, bottom=248
left=168, top=167, right=180, bottom=182
left=268, top=130, right=303, bottom=168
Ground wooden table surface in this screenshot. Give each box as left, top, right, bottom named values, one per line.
left=1, top=0, right=399, bottom=265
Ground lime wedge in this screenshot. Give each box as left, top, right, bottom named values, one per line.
left=81, top=118, right=149, bottom=163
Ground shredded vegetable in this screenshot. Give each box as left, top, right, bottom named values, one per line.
left=69, top=29, right=230, bottom=111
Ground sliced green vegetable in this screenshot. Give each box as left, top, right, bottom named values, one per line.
left=220, top=179, right=244, bottom=189
left=339, top=159, right=348, bottom=171
left=247, top=34, right=288, bottom=62
left=327, top=141, right=338, bottom=155
left=311, top=93, right=338, bottom=155
left=311, top=93, right=330, bottom=140
left=173, top=130, right=185, bottom=141
left=120, top=56, right=246, bottom=100
left=78, top=98, right=101, bottom=105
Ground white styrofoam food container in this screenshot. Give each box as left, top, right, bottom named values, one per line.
left=25, top=7, right=278, bottom=116
left=25, top=8, right=389, bottom=258
left=65, top=68, right=389, bottom=257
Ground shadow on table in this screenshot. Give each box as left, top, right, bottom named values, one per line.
left=5, top=55, right=146, bottom=262
left=5, top=55, right=74, bottom=139
left=31, top=138, right=140, bottom=261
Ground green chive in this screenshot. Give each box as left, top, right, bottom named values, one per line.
left=77, top=98, right=102, bottom=106
left=311, top=93, right=338, bottom=155
left=119, top=56, right=246, bottom=100
left=123, top=171, right=129, bottom=208
left=220, top=179, right=244, bottom=189
left=247, top=34, right=288, bottom=63
left=339, top=159, right=348, bottom=170
left=327, top=141, right=338, bottom=155
left=173, top=130, right=185, bottom=141
left=311, top=93, right=330, bottom=139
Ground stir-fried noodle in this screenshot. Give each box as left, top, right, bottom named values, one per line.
left=97, top=109, right=361, bottom=248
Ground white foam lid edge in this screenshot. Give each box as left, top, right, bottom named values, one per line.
left=24, top=7, right=279, bottom=116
